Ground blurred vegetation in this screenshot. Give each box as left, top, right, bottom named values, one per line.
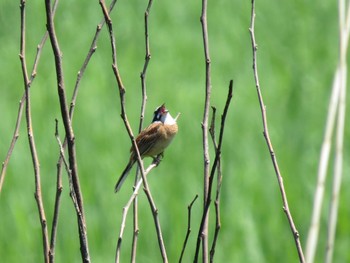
left=0, top=0, right=349, bottom=262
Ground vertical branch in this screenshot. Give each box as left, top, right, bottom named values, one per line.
left=179, top=195, right=198, bottom=263
left=98, top=1, right=168, bottom=262
left=131, top=1, right=154, bottom=261
left=50, top=1, right=118, bottom=260
left=248, top=1, right=305, bottom=262
left=208, top=82, right=233, bottom=262
left=138, top=0, right=153, bottom=132
left=325, top=1, right=349, bottom=262
left=19, top=1, right=49, bottom=262
left=44, top=0, right=90, bottom=262
left=208, top=106, right=222, bottom=263
left=194, top=82, right=233, bottom=263
left=199, top=0, right=211, bottom=261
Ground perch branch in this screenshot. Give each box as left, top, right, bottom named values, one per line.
left=248, top=1, right=305, bottom=262
left=19, top=1, right=49, bottom=262
left=98, top=1, right=168, bottom=262
left=116, top=160, right=160, bottom=263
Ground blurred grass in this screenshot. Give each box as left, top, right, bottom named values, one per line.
left=0, top=0, right=349, bottom=262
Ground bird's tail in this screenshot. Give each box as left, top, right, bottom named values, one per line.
left=115, top=160, right=135, bottom=193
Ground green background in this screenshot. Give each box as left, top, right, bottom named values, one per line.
left=0, top=0, right=349, bottom=262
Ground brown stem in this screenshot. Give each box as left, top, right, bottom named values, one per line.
left=115, top=162, right=159, bottom=263
left=131, top=1, right=155, bottom=261
left=99, top=1, right=168, bottom=261
left=194, top=81, right=233, bottom=263
left=19, top=1, right=49, bottom=262
left=179, top=194, right=198, bottom=263
left=199, top=0, right=211, bottom=261
left=44, top=0, right=90, bottom=261
left=0, top=95, right=24, bottom=193
left=248, top=1, right=305, bottom=262
left=0, top=0, right=58, bottom=194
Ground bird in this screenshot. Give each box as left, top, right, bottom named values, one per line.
left=115, top=104, right=178, bottom=192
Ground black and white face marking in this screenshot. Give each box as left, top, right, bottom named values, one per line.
left=152, top=104, right=167, bottom=123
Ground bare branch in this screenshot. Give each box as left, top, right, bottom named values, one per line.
left=44, top=0, right=90, bottom=261
left=19, top=1, right=49, bottom=262
left=138, top=0, right=153, bottom=132
left=199, top=0, right=212, bottom=261
left=54, top=120, right=82, bottom=219
left=49, top=1, right=119, bottom=260
left=0, top=0, right=59, bottom=194
left=248, top=1, right=305, bottom=262
left=208, top=106, right=221, bottom=263
left=98, top=1, right=168, bottom=262
left=115, top=160, right=159, bottom=263
left=0, top=96, right=24, bottom=193
left=49, top=159, right=63, bottom=263
left=179, top=194, right=198, bottom=263
left=131, top=1, right=155, bottom=261
left=69, top=0, right=119, bottom=119
left=194, top=81, right=233, bottom=263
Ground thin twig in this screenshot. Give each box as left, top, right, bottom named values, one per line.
left=131, top=1, right=154, bottom=261
left=194, top=81, right=233, bottom=263
left=116, top=160, right=160, bottom=263
left=138, top=0, right=153, bottom=132
left=50, top=1, right=118, bottom=261
left=44, top=0, right=90, bottom=261
left=49, top=153, right=63, bottom=263
left=179, top=194, right=198, bottom=263
left=98, top=1, right=168, bottom=262
left=248, top=1, right=305, bottom=262
left=131, top=171, right=140, bottom=263
left=19, top=1, right=49, bottom=262
left=54, top=120, right=82, bottom=222
left=0, top=95, right=24, bottom=193
left=199, top=0, right=212, bottom=261
left=0, top=0, right=58, bottom=194
left=208, top=107, right=222, bottom=263
left=70, top=0, right=118, bottom=119
left=55, top=120, right=87, bottom=261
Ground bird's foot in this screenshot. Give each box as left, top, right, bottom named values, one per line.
left=152, top=153, right=164, bottom=166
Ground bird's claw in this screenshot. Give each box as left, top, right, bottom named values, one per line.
left=152, top=153, right=164, bottom=166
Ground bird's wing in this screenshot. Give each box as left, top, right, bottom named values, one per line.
left=130, top=123, right=161, bottom=156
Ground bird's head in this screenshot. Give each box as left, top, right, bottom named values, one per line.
left=152, top=104, right=177, bottom=125
left=152, top=103, right=168, bottom=123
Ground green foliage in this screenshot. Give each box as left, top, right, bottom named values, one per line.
left=0, top=0, right=349, bottom=262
